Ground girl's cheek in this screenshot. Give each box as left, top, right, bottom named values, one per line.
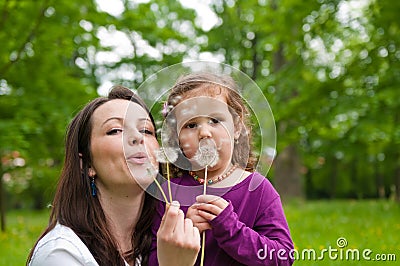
left=181, top=143, right=193, bottom=156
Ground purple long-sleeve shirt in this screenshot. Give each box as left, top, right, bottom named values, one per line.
left=149, top=172, right=294, bottom=266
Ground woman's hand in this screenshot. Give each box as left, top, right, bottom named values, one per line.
left=194, top=195, right=229, bottom=221
left=157, top=201, right=200, bottom=266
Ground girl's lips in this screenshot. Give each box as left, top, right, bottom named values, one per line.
left=127, top=152, right=149, bottom=165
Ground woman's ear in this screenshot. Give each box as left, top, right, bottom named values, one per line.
left=88, top=167, right=96, bottom=177
left=79, top=153, right=97, bottom=177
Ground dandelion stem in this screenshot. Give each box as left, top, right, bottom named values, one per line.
left=200, top=231, right=206, bottom=266
left=148, top=169, right=169, bottom=205
left=166, top=162, right=173, bottom=203
left=203, top=165, right=208, bottom=195
left=200, top=164, right=208, bottom=266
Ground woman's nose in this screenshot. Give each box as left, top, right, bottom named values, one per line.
left=128, top=129, right=144, bottom=145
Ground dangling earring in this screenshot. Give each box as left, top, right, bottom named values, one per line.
left=90, top=176, right=97, bottom=197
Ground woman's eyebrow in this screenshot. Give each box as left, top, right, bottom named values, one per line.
left=102, top=117, right=123, bottom=126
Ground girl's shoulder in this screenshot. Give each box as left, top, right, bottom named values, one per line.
left=29, top=223, right=98, bottom=266
left=233, top=171, right=280, bottom=199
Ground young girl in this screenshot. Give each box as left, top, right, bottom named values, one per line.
left=150, top=73, right=294, bottom=266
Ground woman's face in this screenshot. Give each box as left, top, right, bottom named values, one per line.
left=89, top=99, right=159, bottom=192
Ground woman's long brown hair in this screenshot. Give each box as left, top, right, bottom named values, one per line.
left=27, top=86, right=156, bottom=266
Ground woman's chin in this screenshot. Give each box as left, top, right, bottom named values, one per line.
left=127, top=163, right=158, bottom=188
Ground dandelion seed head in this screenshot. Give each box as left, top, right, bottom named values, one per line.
left=194, top=138, right=219, bottom=167
left=165, top=117, right=176, bottom=126
left=170, top=95, right=182, bottom=105
left=161, top=132, right=169, bottom=144
left=146, top=165, right=158, bottom=178
left=155, top=147, right=179, bottom=163
left=181, top=107, right=192, bottom=116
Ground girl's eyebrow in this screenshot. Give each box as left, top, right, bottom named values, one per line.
left=209, top=111, right=225, bottom=116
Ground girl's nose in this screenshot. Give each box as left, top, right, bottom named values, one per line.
left=198, top=124, right=212, bottom=139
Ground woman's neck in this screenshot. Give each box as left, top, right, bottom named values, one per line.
left=99, top=185, right=145, bottom=254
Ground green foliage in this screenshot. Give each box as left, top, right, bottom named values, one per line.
left=1, top=0, right=399, bottom=208
left=203, top=0, right=400, bottom=199
left=0, top=0, right=200, bottom=210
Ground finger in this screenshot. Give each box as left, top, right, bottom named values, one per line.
left=198, top=209, right=217, bottom=221
left=184, top=217, right=194, bottom=234
left=173, top=209, right=185, bottom=235
left=193, top=226, right=201, bottom=247
left=189, top=214, right=207, bottom=224
left=194, top=222, right=212, bottom=233
left=196, top=195, right=228, bottom=209
left=159, top=202, right=170, bottom=228
left=188, top=209, right=209, bottom=221
left=160, top=201, right=180, bottom=234
left=196, top=194, right=219, bottom=203
left=196, top=203, right=222, bottom=216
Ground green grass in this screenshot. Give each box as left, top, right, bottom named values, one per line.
left=0, top=200, right=399, bottom=265
left=284, top=200, right=400, bottom=265
left=0, top=208, right=50, bottom=266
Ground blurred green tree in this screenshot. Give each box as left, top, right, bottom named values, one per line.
left=202, top=0, right=400, bottom=200
left=0, top=0, right=199, bottom=230
left=0, top=0, right=399, bottom=231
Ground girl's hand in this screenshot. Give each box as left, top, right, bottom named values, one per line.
left=157, top=201, right=200, bottom=266
left=186, top=203, right=212, bottom=233
left=194, top=195, right=229, bottom=221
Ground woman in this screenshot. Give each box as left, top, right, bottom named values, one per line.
left=27, top=86, right=200, bottom=266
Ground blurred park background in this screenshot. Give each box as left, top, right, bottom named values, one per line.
left=0, top=0, right=399, bottom=265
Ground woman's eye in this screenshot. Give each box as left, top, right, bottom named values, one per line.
left=106, top=128, right=123, bottom=135
left=139, top=129, right=154, bottom=135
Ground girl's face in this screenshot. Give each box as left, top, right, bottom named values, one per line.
left=174, top=94, right=240, bottom=171
left=89, top=99, right=159, bottom=192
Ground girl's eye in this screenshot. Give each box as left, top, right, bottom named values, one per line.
left=185, top=122, right=197, bottom=129
left=107, top=128, right=123, bottom=135
left=209, top=118, right=220, bottom=124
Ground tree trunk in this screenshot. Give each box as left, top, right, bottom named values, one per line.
left=274, top=145, right=303, bottom=200
left=375, top=161, right=385, bottom=198
left=330, top=157, right=337, bottom=199
left=270, top=38, right=303, bottom=199
left=395, top=166, right=400, bottom=202
left=0, top=167, right=5, bottom=232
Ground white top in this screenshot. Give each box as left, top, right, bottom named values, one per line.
left=29, top=223, right=134, bottom=266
